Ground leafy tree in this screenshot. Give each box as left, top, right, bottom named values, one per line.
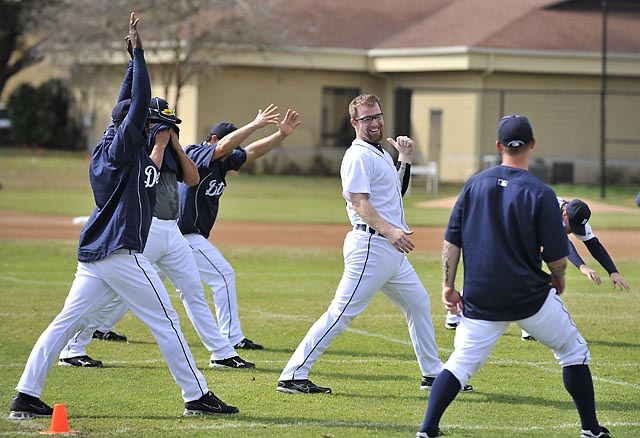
left=0, top=0, right=62, bottom=99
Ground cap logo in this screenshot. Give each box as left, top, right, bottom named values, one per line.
left=581, top=219, right=588, bottom=225
left=162, top=107, right=175, bottom=116
left=507, top=140, right=524, bottom=147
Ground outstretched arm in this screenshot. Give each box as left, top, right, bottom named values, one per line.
left=244, top=109, right=301, bottom=164
left=583, top=237, right=630, bottom=290
left=211, top=104, right=280, bottom=162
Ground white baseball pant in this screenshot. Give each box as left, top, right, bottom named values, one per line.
left=183, top=233, right=245, bottom=346
left=59, top=296, right=126, bottom=359
left=279, top=230, right=443, bottom=381
left=144, top=218, right=236, bottom=360
left=16, top=250, right=208, bottom=401
left=445, top=288, right=590, bottom=387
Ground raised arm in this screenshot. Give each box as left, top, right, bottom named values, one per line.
left=211, top=104, right=280, bottom=162
left=170, top=129, right=199, bottom=186
left=244, top=109, right=301, bottom=164
left=388, top=135, right=414, bottom=196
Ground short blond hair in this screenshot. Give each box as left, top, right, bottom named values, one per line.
left=349, top=94, right=382, bottom=120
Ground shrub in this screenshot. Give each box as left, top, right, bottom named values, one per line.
left=7, top=79, right=84, bottom=150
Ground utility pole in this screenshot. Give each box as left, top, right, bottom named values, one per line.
left=600, top=0, right=608, bottom=199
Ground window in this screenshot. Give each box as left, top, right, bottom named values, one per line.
left=321, top=87, right=359, bottom=148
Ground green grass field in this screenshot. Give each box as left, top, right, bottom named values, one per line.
left=1, top=150, right=639, bottom=437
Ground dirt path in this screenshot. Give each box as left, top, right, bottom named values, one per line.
left=0, top=210, right=638, bottom=257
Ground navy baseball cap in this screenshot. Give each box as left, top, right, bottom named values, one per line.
left=498, top=115, right=534, bottom=147
left=148, top=97, right=182, bottom=125
left=209, top=122, right=238, bottom=139
left=566, top=199, right=591, bottom=236
left=111, top=99, right=131, bottom=123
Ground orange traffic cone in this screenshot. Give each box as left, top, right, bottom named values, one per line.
left=40, top=404, right=79, bottom=435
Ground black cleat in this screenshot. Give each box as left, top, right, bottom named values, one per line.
left=209, top=356, right=255, bottom=369
left=421, top=376, right=473, bottom=392
left=233, top=338, right=264, bottom=350
left=9, top=392, right=53, bottom=419
left=277, top=379, right=332, bottom=394
left=521, top=334, right=538, bottom=341
left=93, top=330, right=127, bottom=342
left=58, top=355, right=104, bottom=368
left=184, top=391, right=239, bottom=415
left=444, top=321, right=459, bottom=330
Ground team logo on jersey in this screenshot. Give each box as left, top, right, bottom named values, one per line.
left=205, top=179, right=225, bottom=196
left=144, top=165, right=160, bottom=188
left=497, top=178, right=508, bottom=187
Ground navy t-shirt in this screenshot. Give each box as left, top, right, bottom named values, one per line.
left=178, top=143, right=247, bottom=238
left=445, top=165, right=568, bottom=321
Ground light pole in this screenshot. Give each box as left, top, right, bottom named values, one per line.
left=600, top=0, right=607, bottom=199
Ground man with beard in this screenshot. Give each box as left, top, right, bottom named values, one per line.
left=277, top=93, right=451, bottom=395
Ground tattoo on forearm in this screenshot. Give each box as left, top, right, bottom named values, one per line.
left=443, top=256, right=450, bottom=283
left=550, top=263, right=567, bottom=277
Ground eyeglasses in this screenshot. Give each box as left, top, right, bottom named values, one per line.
left=354, top=112, right=383, bottom=124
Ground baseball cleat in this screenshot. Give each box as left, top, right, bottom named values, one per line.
left=234, top=337, right=264, bottom=350
left=444, top=321, right=459, bottom=330
left=183, top=391, right=239, bottom=415
left=8, top=392, right=53, bottom=420
left=580, top=426, right=611, bottom=438
left=276, top=379, right=332, bottom=394
left=421, top=376, right=473, bottom=392
left=93, top=330, right=128, bottom=342
left=58, top=355, right=104, bottom=368
left=209, top=356, right=255, bottom=369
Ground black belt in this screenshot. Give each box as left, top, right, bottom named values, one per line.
left=113, top=249, right=140, bottom=255
left=354, top=224, right=384, bottom=238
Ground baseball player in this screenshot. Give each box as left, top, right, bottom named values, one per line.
left=277, top=94, right=468, bottom=395
left=178, top=107, right=302, bottom=351
left=9, top=13, right=238, bottom=419
left=417, top=115, right=609, bottom=438
left=58, top=98, right=257, bottom=370
left=520, top=197, right=631, bottom=340
left=448, top=196, right=632, bottom=338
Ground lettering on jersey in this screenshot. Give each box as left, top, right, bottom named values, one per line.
left=144, top=165, right=160, bottom=188
left=497, top=178, right=508, bottom=187
left=205, top=179, right=226, bottom=197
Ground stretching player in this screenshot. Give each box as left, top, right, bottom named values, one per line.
left=9, top=13, right=238, bottom=419
left=417, top=115, right=609, bottom=438
left=59, top=98, right=257, bottom=370
left=277, top=94, right=470, bottom=394
left=178, top=107, right=302, bottom=351
left=520, top=198, right=631, bottom=340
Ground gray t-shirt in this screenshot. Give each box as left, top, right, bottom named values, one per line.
left=153, top=171, right=180, bottom=220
